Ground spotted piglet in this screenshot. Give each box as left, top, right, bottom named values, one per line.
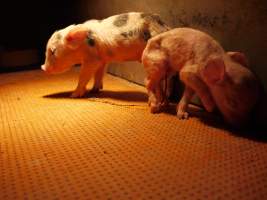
left=41, top=12, right=170, bottom=97
left=142, top=27, right=261, bottom=128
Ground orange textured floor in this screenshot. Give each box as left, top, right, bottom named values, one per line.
left=0, top=68, right=267, bottom=200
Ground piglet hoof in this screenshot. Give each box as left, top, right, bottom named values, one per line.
left=177, top=110, right=189, bottom=120
left=147, top=97, right=153, bottom=107
left=70, top=89, right=86, bottom=98
left=91, top=84, right=103, bottom=93
left=148, top=99, right=153, bottom=107
left=150, top=105, right=162, bottom=114
left=90, top=87, right=101, bottom=94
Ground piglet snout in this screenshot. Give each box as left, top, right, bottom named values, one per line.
left=41, top=64, right=46, bottom=71
left=41, top=64, right=52, bottom=74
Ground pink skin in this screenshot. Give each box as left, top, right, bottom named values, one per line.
left=41, top=25, right=115, bottom=98
left=41, top=12, right=170, bottom=98
left=142, top=28, right=260, bottom=127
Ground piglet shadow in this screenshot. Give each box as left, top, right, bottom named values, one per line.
left=93, top=90, right=148, bottom=102
left=43, top=89, right=148, bottom=102
left=163, top=103, right=267, bottom=143
left=43, top=91, right=72, bottom=98
left=230, top=122, right=267, bottom=143
left=162, top=103, right=216, bottom=118
left=199, top=110, right=267, bottom=143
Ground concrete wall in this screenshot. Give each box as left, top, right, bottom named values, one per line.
left=79, top=0, right=267, bottom=90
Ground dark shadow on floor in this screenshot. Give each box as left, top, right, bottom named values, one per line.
left=163, top=103, right=267, bottom=143
left=43, top=90, right=148, bottom=102
left=44, top=91, right=267, bottom=142
left=198, top=112, right=267, bottom=143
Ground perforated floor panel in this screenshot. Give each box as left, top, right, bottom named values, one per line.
left=0, top=68, right=267, bottom=200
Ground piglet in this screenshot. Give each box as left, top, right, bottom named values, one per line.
left=41, top=12, right=170, bottom=98
left=142, top=27, right=261, bottom=128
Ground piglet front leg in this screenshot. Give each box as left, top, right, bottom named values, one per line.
left=180, top=65, right=216, bottom=113
left=146, top=78, right=165, bottom=113
left=71, top=63, right=98, bottom=98
left=148, top=84, right=163, bottom=113
left=177, top=86, right=194, bottom=119
left=91, top=64, right=106, bottom=93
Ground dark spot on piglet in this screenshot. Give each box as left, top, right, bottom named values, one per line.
left=113, top=14, right=129, bottom=27
left=143, top=30, right=151, bottom=41
left=141, top=13, right=165, bottom=26
left=87, top=38, right=95, bottom=46
left=151, top=15, right=165, bottom=26
left=128, top=30, right=133, bottom=37
left=87, top=31, right=95, bottom=46
left=121, top=32, right=128, bottom=38
left=141, top=13, right=151, bottom=19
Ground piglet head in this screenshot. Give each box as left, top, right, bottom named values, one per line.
left=41, top=25, right=91, bottom=74
left=201, top=55, right=260, bottom=127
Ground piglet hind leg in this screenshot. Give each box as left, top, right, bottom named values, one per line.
left=71, top=64, right=98, bottom=98
left=180, top=65, right=216, bottom=113
left=159, top=74, right=174, bottom=107
left=177, top=86, right=194, bottom=119
left=91, top=64, right=106, bottom=93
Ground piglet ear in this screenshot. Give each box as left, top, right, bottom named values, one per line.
left=202, top=57, right=225, bottom=85
left=227, top=51, right=249, bottom=67
left=64, top=25, right=88, bottom=49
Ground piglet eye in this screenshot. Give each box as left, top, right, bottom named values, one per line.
left=50, top=48, right=56, bottom=55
